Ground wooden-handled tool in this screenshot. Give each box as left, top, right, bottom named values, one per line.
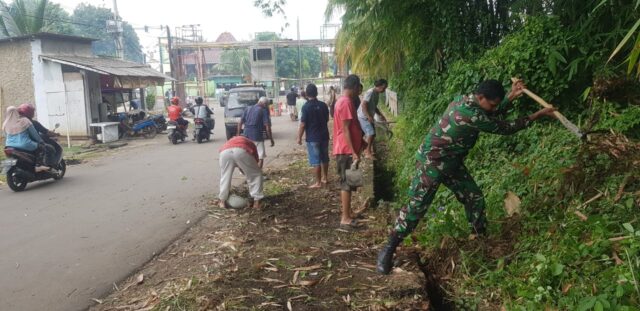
left=511, top=78, right=584, bottom=139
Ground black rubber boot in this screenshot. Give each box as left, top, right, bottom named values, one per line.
left=376, top=233, right=403, bottom=275
left=471, top=219, right=487, bottom=236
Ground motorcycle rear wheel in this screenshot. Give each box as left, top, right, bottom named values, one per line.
left=53, top=159, right=66, bottom=180
left=7, top=167, right=28, bottom=192
left=143, top=126, right=157, bottom=139
left=171, top=134, right=178, bottom=145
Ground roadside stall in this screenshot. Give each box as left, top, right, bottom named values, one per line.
left=40, top=55, right=173, bottom=143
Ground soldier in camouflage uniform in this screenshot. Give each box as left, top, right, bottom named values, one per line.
left=377, top=79, right=557, bottom=275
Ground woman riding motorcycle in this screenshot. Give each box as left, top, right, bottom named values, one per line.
left=18, top=104, right=58, bottom=140
left=3, top=106, right=44, bottom=154
left=17, top=104, right=59, bottom=165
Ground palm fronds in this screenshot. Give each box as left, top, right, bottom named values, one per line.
left=0, top=0, right=51, bottom=38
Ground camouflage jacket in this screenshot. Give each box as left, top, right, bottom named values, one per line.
left=416, top=95, right=531, bottom=162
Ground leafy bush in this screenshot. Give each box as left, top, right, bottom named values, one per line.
left=384, top=15, right=640, bottom=309
left=146, top=94, right=156, bottom=111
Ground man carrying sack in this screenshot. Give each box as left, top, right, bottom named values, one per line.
left=377, top=79, right=557, bottom=274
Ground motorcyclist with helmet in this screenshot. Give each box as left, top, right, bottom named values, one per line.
left=189, top=97, right=214, bottom=134
left=168, top=96, right=189, bottom=128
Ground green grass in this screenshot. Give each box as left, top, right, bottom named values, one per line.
left=385, top=121, right=640, bottom=310
left=264, top=181, right=289, bottom=196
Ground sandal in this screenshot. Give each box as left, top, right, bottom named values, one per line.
left=339, top=219, right=360, bottom=229
left=353, top=213, right=366, bottom=219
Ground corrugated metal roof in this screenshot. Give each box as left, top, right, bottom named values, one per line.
left=41, top=55, right=173, bottom=80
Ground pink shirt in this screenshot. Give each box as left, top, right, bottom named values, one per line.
left=333, top=95, right=363, bottom=155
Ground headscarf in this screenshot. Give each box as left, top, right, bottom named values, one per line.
left=3, top=106, right=32, bottom=135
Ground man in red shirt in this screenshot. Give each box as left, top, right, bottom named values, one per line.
left=167, top=97, right=189, bottom=129
left=218, top=135, right=264, bottom=209
left=333, top=74, right=365, bottom=228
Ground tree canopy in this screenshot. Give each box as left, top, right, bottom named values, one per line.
left=72, top=3, right=143, bottom=63
left=326, top=0, right=639, bottom=78
left=0, top=0, right=71, bottom=37
left=0, top=0, right=143, bottom=62
left=217, top=49, right=251, bottom=76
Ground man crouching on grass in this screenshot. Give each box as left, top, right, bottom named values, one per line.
left=218, top=135, right=264, bottom=209
left=297, top=83, right=330, bottom=188
left=376, top=79, right=558, bottom=274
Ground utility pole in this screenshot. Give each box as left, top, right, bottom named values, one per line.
left=158, top=37, right=164, bottom=74
left=166, top=26, right=176, bottom=96
left=111, top=0, right=124, bottom=60
left=297, top=17, right=302, bottom=85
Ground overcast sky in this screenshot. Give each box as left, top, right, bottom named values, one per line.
left=55, top=0, right=342, bottom=43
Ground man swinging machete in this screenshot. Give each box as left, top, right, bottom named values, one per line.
left=377, top=79, right=558, bottom=275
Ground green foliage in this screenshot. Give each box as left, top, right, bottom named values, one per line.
left=44, top=2, right=74, bottom=35
left=72, top=3, right=143, bottom=63
left=589, top=101, right=640, bottom=138
left=217, top=49, right=251, bottom=76
left=387, top=17, right=574, bottom=196
left=145, top=94, right=155, bottom=111
left=328, top=0, right=640, bottom=79
left=0, top=0, right=52, bottom=37
left=0, top=1, right=144, bottom=63
left=253, top=0, right=286, bottom=17
left=369, top=9, right=640, bottom=311
left=607, top=0, right=640, bottom=77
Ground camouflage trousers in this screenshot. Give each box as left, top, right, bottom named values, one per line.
left=393, top=158, right=487, bottom=237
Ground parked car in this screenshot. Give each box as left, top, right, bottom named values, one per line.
left=222, top=86, right=268, bottom=140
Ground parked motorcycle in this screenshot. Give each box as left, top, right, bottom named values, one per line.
left=150, top=114, right=167, bottom=133
left=110, top=112, right=157, bottom=139
left=1, top=124, right=66, bottom=192
left=128, top=119, right=158, bottom=139
left=193, top=118, right=211, bottom=144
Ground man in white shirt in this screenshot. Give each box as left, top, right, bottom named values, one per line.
left=357, top=79, right=388, bottom=159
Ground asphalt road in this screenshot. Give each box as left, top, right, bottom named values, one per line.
left=0, top=105, right=300, bottom=311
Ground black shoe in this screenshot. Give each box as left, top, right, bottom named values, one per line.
left=376, top=233, right=403, bottom=275
left=471, top=222, right=487, bottom=236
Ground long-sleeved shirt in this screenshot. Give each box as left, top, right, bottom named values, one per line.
left=417, top=95, right=531, bottom=162
left=5, top=125, right=43, bottom=152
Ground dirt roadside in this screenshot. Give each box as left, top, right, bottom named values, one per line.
left=89, top=147, right=431, bottom=311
